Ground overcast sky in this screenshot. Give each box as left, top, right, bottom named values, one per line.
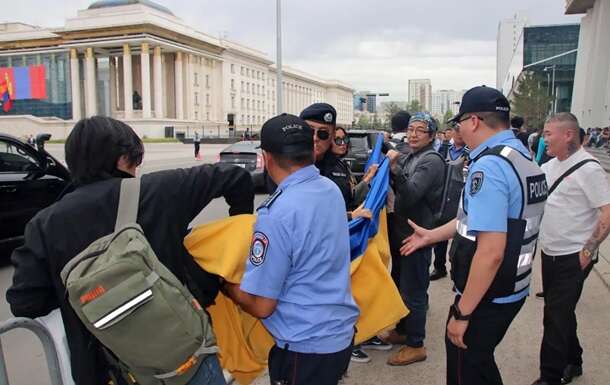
left=2, top=0, right=582, bottom=100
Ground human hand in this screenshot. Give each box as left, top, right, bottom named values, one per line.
left=579, top=248, right=593, bottom=270
left=387, top=150, right=400, bottom=165
left=447, top=316, right=469, bottom=349
left=400, top=220, right=435, bottom=256
left=351, top=203, right=373, bottom=220
left=362, top=164, right=379, bottom=184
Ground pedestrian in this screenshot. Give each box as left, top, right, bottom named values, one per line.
left=388, top=110, right=411, bottom=154
left=401, top=86, right=547, bottom=385
left=194, top=131, right=201, bottom=160
left=531, top=113, right=610, bottom=385
left=382, top=112, right=446, bottom=366
left=222, top=113, right=359, bottom=385
left=430, top=123, right=469, bottom=281
left=511, top=115, right=529, bottom=148
left=6, top=116, right=254, bottom=385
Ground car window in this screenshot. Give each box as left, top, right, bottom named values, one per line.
left=0, top=140, right=41, bottom=173
left=349, top=136, right=369, bottom=151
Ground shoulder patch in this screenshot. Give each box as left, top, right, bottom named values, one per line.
left=469, top=171, right=484, bottom=196
left=257, top=189, right=282, bottom=211
left=249, top=232, right=269, bottom=266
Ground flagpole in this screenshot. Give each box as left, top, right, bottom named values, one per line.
left=276, top=0, right=283, bottom=114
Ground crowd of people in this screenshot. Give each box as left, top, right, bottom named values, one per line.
left=5, top=84, right=610, bottom=385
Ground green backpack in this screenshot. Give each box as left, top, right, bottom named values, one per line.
left=60, top=178, right=218, bottom=385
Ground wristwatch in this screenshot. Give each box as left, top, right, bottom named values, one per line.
left=450, top=303, right=471, bottom=321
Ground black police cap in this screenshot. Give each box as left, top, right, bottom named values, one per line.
left=448, top=86, right=510, bottom=123
left=299, top=103, right=337, bottom=126
left=260, top=113, right=313, bottom=154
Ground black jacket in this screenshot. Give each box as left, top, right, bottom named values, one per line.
left=391, top=144, right=445, bottom=240
left=316, top=152, right=353, bottom=210
left=6, top=164, right=254, bottom=385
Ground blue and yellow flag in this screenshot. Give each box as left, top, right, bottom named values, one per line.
left=185, top=137, right=407, bottom=384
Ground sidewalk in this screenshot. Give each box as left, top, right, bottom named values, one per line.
left=595, top=239, right=610, bottom=290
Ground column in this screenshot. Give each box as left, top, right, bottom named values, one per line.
left=109, top=57, right=116, bottom=114
left=153, top=46, right=163, bottom=118
left=123, top=44, right=133, bottom=119
left=70, top=49, right=81, bottom=121
left=84, top=47, right=97, bottom=117
left=141, top=43, right=152, bottom=118
left=175, top=51, right=184, bottom=120
left=185, top=54, right=193, bottom=120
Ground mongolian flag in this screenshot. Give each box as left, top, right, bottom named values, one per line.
left=0, top=65, right=47, bottom=112
left=184, top=135, right=407, bottom=384
left=0, top=72, right=14, bottom=112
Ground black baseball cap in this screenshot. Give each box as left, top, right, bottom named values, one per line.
left=260, top=113, right=313, bottom=154
left=300, top=103, right=337, bottom=126
left=448, top=86, right=510, bottom=123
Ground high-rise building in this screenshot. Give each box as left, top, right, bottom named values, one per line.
left=408, top=79, right=432, bottom=112
left=497, top=13, right=528, bottom=90
left=431, top=90, right=465, bottom=119
left=366, top=94, right=377, bottom=114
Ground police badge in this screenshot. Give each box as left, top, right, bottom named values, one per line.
left=249, top=232, right=269, bottom=266
left=470, top=171, right=484, bottom=195
left=324, top=112, right=333, bottom=123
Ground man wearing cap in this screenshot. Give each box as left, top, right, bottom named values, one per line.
left=400, top=86, right=547, bottom=385
left=381, top=112, right=446, bottom=366
left=300, top=103, right=354, bottom=209
left=223, top=114, right=359, bottom=385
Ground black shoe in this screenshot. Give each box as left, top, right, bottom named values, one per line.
left=536, top=291, right=545, bottom=298
left=430, top=269, right=447, bottom=281
left=350, top=348, right=371, bottom=363
left=561, top=364, right=583, bottom=384
left=361, top=336, right=393, bottom=351
left=531, top=379, right=551, bottom=385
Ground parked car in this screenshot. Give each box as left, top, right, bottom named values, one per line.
left=343, top=130, right=383, bottom=180
left=0, top=133, right=71, bottom=262
left=217, top=140, right=266, bottom=189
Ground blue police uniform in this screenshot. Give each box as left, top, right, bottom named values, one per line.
left=240, top=165, right=359, bottom=354
left=447, top=129, right=547, bottom=385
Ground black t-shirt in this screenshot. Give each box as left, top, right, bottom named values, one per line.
left=316, top=152, right=353, bottom=210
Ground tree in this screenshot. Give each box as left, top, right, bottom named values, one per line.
left=511, top=71, right=554, bottom=131
left=357, top=114, right=370, bottom=129
left=407, top=100, right=422, bottom=114
left=383, top=102, right=403, bottom=122
left=442, top=110, right=454, bottom=130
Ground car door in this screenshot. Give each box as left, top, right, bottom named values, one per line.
left=0, top=137, right=67, bottom=252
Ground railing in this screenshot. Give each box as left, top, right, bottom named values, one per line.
left=0, top=318, right=63, bottom=385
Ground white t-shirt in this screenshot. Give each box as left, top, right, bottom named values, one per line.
left=539, top=148, right=610, bottom=255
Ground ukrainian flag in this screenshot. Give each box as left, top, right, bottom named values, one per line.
left=185, top=134, right=407, bottom=384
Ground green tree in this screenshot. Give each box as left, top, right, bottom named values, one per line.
left=407, top=100, right=422, bottom=114
left=442, top=110, right=454, bottom=129
left=357, top=114, right=370, bottom=129
left=511, top=71, right=553, bottom=130
left=383, top=102, right=403, bottom=123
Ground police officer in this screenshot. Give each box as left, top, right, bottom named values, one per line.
left=400, top=86, right=547, bottom=385
left=223, top=113, right=359, bottom=385
left=300, top=103, right=354, bottom=210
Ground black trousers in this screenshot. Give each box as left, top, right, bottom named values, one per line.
left=540, top=252, right=592, bottom=383
left=446, top=295, right=525, bottom=385
left=268, top=343, right=352, bottom=385
left=433, top=240, right=449, bottom=272
left=194, top=142, right=200, bottom=157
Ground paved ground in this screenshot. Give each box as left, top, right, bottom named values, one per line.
left=1, top=143, right=609, bottom=385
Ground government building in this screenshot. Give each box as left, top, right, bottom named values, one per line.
left=0, top=0, right=354, bottom=139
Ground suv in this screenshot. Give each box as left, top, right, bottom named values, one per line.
left=344, top=130, right=383, bottom=180
left=0, top=134, right=71, bottom=262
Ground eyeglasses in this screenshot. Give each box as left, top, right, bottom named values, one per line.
left=315, top=130, right=330, bottom=141
left=406, top=128, right=431, bottom=136
left=456, top=115, right=484, bottom=129
left=334, top=137, right=349, bottom=146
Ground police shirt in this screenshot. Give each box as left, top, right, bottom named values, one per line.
left=462, top=129, right=531, bottom=302
left=240, top=165, right=359, bottom=354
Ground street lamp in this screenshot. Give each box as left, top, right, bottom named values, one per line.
left=276, top=0, right=283, bottom=114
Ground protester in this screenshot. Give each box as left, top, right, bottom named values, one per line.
left=6, top=116, right=254, bottom=385
left=382, top=112, right=445, bottom=366
left=223, top=113, right=359, bottom=385
left=532, top=113, right=610, bottom=385
left=402, top=86, right=546, bottom=385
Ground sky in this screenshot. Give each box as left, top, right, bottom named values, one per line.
left=1, top=0, right=582, bottom=101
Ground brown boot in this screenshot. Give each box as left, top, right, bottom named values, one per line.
left=387, top=346, right=427, bottom=366
left=378, top=329, right=407, bottom=345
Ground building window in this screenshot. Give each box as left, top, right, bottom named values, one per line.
left=241, top=114, right=244, bottom=124
left=206, top=112, right=210, bottom=121
left=231, top=64, right=235, bottom=74
left=262, top=101, right=265, bottom=110
left=231, top=79, right=235, bottom=90
left=247, top=68, right=250, bottom=77
left=206, top=94, right=210, bottom=106
left=241, top=98, right=245, bottom=109
left=231, top=95, right=235, bottom=108
left=262, top=73, right=265, bottom=81
left=194, top=73, right=199, bottom=86
left=241, top=66, right=244, bottom=75
left=241, top=81, right=245, bottom=92
left=247, top=99, right=250, bottom=110
left=195, top=111, right=198, bottom=120
left=194, top=92, right=199, bottom=106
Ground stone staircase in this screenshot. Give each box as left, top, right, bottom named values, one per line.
left=586, top=146, right=610, bottom=172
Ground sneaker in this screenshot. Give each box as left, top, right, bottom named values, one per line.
left=350, top=348, right=371, bottom=363
left=361, top=336, right=393, bottom=351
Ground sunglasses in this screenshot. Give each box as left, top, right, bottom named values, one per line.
left=315, top=130, right=330, bottom=141
left=334, top=137, right=350, bottom=145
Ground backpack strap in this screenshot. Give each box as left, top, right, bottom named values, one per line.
left=115, top=178, right=141, bottom=231
left=548, top=159, right=600, bottom=195
left=153, top=341, right=219, bottom=380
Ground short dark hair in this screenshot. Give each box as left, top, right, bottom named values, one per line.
left=510, top=116, right=524, bottom=129
left=475, top=111, right=510, bottom=129
left=271, top=150, right=314, bottom=170
left=65, top=116, right=144, bottom=185
left=335, top=127, right=347, bottom=136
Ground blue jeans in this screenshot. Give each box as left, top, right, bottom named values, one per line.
left=188, top=354, right=227, bottom=385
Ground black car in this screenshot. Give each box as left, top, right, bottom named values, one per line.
left=217, top=140, right=266, bottom=189
left=0, top=133, right=71, bottom=262
left=343, top=130, right=383, bottom=179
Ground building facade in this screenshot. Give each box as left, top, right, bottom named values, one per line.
left=0, top=0, right=354, bottom=139
left=408, top=79, right=432, bottom=112
left=431, top=89, right=465, bottom=119
left=566, top=0, right=610, bottom=129
left=496, top=13, right=528, bottom=89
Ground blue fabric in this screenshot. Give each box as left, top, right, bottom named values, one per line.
left=187, top=355, right=226, bottom=385
left=240, top=165, right=359, bottom=354
left=350, top=133, right=388, bottom=261
left=13, top=67, right=31, bottom=100
left=536, top=136, right=546, bottom=164
left=464, top=130, right=529, bottom=235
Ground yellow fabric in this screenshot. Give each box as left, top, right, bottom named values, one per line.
left=184, top=212, right=408, bottom=385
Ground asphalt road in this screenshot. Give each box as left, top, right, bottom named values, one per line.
left=1, top=143, right=609, bottom=385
